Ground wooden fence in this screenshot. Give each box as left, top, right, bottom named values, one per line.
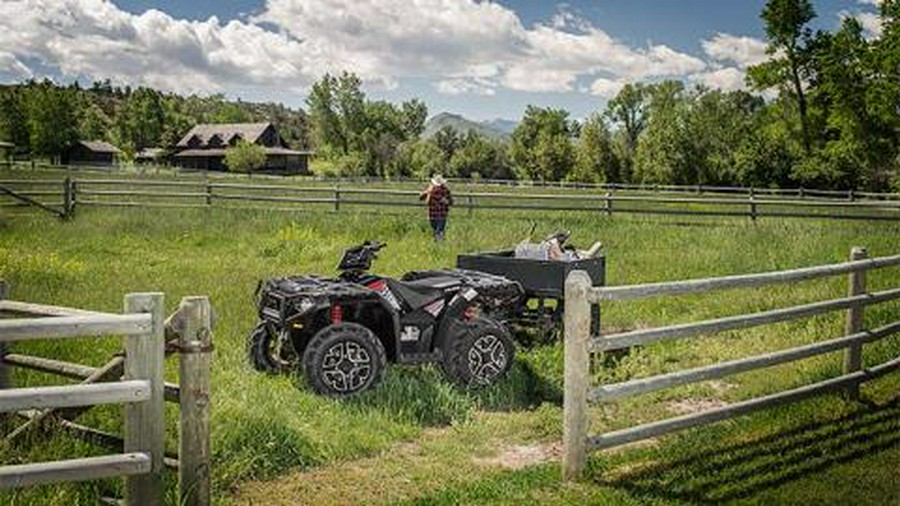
left=2, top=177, right=900, bottom=222
left=561, top=248, right=900, bottom=480
left=0, top=281, right=212, bottom=506
left=4, top=160, right=900, bottom=202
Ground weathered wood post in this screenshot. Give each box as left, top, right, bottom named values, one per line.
left=177, top=296, right=212, bottom=506
left=334, top=185, right=340, bottom=212
left=604, top=192, right=612, bottom=216
left=563, top=270, right=592, bottom=481
left=844, top=247, right=868, bottom=400
left=0, top=280, right=9, bottom=392
left=123, top=293, right=165, bottom=506
left=205, top=182, right=213, bottom=207
left=749, top=188, right=757, bottom=222
left=467, top=195, right=474, bottom=216
left=62, top=177, right=75, bottom=220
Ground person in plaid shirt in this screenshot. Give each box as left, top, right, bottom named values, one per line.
left=419, top=174, right=454, bottom=240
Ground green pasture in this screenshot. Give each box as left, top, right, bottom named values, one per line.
left=1, top=180, right=899, bottom=504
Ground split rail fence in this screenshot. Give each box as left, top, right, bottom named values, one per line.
left=2, top=177, right=900, bottom=222
left=561, top=247, right=900, bottom=480
left=0, top=281, right=212, bottom=506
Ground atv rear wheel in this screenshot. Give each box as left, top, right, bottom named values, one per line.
left=302, top=323, right=387, bottom=397
left=442, top=318, right=515, bottom=388
left=248, top=322, right=296, bottom=374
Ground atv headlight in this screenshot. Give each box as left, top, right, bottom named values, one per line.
left=296, top=298, right=316, bottom=315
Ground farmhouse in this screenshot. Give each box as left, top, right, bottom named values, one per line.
left=62, top=140, right=121, bottom=166
left=172, top=122, right=311, bottom=174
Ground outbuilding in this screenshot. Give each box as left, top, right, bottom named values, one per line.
left=62, top=140, right=121, bottom=166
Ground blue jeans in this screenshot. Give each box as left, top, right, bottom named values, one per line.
left=430, top=217, right=447, bottom=240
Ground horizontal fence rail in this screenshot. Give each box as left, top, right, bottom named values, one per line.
left=2, top=175, right=900, bottom=222
left=0, top=453, right=151, bottom=489
left=562, top=247, right=900, bottom=481
left=0, top=284, right=212, bottom=506
left=4, top=160, right=900, bottom=201
left=0, top=287, right=167, bottom=505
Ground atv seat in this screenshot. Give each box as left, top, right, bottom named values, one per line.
left=388, top=278, right=456, bottom=310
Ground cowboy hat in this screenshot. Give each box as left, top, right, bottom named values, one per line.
left=431, top=174, right=447, bottom=186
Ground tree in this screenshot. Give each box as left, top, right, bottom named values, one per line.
left=224, top=140, right=267, bottom=172
left=605, top=83, right=649, bottom=180
left=509, top=106, right=575, bottom=181
left=633, top=81, right=696, bottom=184
left=749, top=0, right=816, bottom=154
left=116, top=87, right=166, bottom=152
left=393, top=139, right=445, bottom=178
left=400, top=99, right=428, bottom=139
left=572, top=114, right=618, bottom=183
left=0, top=88, right=29, bottom=149
left=450, top=131, right=511, bottom=179
left=687, top=89, right=763, bottom=184
left=433, top=125, right=461, bottom=163
left=24, top=80, right=78, bottom=161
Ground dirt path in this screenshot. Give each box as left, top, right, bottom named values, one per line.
left=228, top=411, right=561, bottom=505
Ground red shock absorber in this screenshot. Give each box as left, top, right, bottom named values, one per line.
left=330, top=304, right=343, bottom=324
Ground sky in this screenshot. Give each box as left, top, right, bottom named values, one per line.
left=0, top=0, right=886, bottom=121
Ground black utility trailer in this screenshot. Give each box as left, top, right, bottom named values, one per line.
left=457, top=250, right=604, bottom=342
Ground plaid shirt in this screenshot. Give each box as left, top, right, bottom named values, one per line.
left=420, top=185, right=453, bottom=219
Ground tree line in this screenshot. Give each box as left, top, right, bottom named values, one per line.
left=0, top=79, right=310, bottom=162
left=0, top=0, right=898, bottom=191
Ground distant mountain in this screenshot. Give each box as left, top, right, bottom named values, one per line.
left=481, top=118, right=518, bottom=135
left=423, top=112, right=515, bottom=141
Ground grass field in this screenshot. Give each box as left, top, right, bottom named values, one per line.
left=1, top=176, right=899, bottom=505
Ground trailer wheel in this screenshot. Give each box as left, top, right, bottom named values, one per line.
left=302, top=323, right=387, bottom=396
left=248, top=322, right=295, bottom=373
left=442, top=318, right=515, bottom=387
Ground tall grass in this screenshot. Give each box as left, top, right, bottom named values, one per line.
left=1, top=196, right=899, bottom=504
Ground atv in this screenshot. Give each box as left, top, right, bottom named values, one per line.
left=249, top=241, right=524, bottom=396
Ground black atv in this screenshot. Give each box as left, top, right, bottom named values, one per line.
left=249, top=241, right=524, bottom=396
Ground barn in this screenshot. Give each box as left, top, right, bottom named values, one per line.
left=62, top=140, right=121, bottom=166
left=172, top=122, right=311, bottom=174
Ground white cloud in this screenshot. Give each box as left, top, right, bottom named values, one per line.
left=689, top=67, right=747, bottom=91
left=702, top=33, right=768, bottom=69
left=435, top=78, right=496, bottom=96
left=0, top=0, right=716, bottom=98
left=588, top=77, right=626, bottom=98
left=0, top=52, right=33, bottom=81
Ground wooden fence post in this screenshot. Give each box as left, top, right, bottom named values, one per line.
left=123, top=293, right=165, bottom=506
left=749, top=189, right=757, bottom=222
left=62, top=177, right=75, bottom=219
left=177, top=296, right=212, bottom=506
left=334, top=185, right=340, bottom=212
left=205, top=182, right=213, bottom=207
left=0, top=280, right=9, bottom=392
left=467, top=195, right=474, bottom=216
left=563, top=271, right=592, bottom=481
left=844, top=247, right=868, bottom=400
left=604, top=192, right=612, bottom=216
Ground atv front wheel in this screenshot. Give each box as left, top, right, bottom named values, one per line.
left=247, top=322, right=295, bottom=374
left=442, top=318, right=515, bottom=388
left=302, top=323, right=387, bottom=397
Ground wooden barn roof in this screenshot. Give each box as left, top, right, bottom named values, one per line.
left=77, top=140, right=121, bottom=154
left=176, top=123, right=272, bottom=148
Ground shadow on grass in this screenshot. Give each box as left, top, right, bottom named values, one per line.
left=594, top=397, right=900, bottom=505
left=337, top=358, right=564, bottom=427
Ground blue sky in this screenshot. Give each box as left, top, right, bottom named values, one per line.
left=0, top=1, right=884, bottom=121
